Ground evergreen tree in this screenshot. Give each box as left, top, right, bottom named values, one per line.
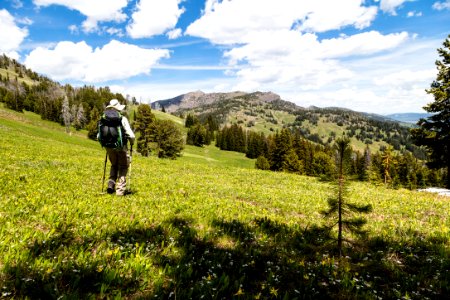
left=73, top=103, right=86, bottom=130
left=269, top=128, right=292, bottom=171
left=311, top=151, right=335, bottom=179
left=151, top=119, right=184, bottom=159
left=355, top=146, right=371, bottom=181
left=185, top=113, right=199, bottom=128
left=134, top=104, right=155, bottom=157
left=411, top=34, right=450, bottom=188
left=255, top=155, right=270, bottom=170
left=381, top=146, right=395, bottom=186
left=322, top=137, right=372, bottom=257
left=282, top=149, right=302, bottom=173
left=187, top=124, right=208, bottom=147
left=86, top=107, right=100, bottom=140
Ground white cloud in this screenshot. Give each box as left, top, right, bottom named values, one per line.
left=105, top=27, right=124, bottom=37
left=24, top=40, right=170, bottom=82
left=297, top=1, right=377, bottom=32
left=373, top=69, right=435, bottom=88
left=433, top=0, right=450, bottom=10
left=110, top=77, right=236, bottom=103
left=184, top=0, right=433, bottom=114
left=68, top=24, right=78, bottom=34
left=126, top=0, right=185, bottom=38
left=0, top=9, right=28, bottom=59
left=16, top=17, right=33, bottom=25
left=406, top=11, right=422, bottom=17
left=33, top=0, right=128, bottom=32
left=167, top=28, right=182, bottom=40
left=186, top=0, right=378, bottom=44
left=379, top=0, right=413, bottom=15
left=11, top=0, right=24, bottom=9
left=223, top=30, right=409, bottom=92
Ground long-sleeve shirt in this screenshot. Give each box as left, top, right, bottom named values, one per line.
left=121, top=116, right=135, bottom=145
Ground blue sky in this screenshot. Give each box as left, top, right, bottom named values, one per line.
left=1, top=0, right=449, bottom=114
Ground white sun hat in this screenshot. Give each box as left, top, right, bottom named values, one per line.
left=106, top=99, right=125, bottom=111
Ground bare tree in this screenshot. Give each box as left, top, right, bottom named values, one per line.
left=61, top=96, right=72, bottom=133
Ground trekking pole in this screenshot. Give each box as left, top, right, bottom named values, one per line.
left=128, top=144, right=133, bottom=194
left=102, top=152, right=108, bottom=193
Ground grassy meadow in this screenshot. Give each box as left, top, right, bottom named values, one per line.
left=0, top=106, right=449, bottom=299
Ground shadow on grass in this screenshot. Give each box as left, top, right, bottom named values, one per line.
left=2, top=217, right=449, bottom=299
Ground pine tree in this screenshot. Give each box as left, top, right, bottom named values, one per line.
left=270, top=128, right=292, bottom=171
left=322, top=137, right=372, bottom=257
left=86, top=107, right=100, bottom=140
left=282, top=148, right=302, bottom=173
left=381, top=146, right=394, bottom=186
left=151, top=120, right=184, bottom=159
left=187, top=124, right=208, bottom=147
left=255, top=155, right=270, bottom=170
left=411, top=34, right=450, bottom=188
left=73, top=103, right=86, bottom=130
left=134, top=104, right=155, bottom=157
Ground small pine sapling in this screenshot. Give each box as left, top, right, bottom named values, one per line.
left=322, top=137, right=372, bottom=257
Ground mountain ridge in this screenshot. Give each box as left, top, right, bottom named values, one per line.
left=152, top=90, right=426, bottom=157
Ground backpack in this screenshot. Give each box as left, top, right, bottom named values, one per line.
left=98, top=110, right=127, bottom=149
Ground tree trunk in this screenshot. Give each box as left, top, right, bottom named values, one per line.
left=338, top=176, right=343, bottom=257
left=447, top=164, right=450, bottom=189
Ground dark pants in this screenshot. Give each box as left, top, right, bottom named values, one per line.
left=106, top=148, right=129, bottom=195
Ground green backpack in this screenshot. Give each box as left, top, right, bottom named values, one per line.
left=98, top=110, right=126, bottom=148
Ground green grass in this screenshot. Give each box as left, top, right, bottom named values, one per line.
left=1, top=106, right=449, bottom=299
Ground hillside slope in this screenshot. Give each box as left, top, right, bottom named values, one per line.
left=153, top=91, right=424, bottom=155
left=1, top=103, right=449, bottom=299
left=0, top=54, right=423, bottom=157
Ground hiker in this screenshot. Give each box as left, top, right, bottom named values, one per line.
left=99, top=99, right=135, bottom=195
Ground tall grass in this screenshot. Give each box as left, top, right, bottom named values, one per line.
left=0, top=107, right=449, bottom=299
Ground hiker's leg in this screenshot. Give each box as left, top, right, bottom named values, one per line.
left=116, top=150, right=129, bottom=196
left=107, top=148, right=118, bottom=192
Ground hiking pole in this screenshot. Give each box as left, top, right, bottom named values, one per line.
left=127, top=144, right=133, bottom=194
left=102, top=152, right=108, bottom=193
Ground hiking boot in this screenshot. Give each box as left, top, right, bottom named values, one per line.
left=107, top=180, right=115, bottom=194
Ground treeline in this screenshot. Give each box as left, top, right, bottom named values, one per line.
left=291, top=108, right=426, bottom=159
left=185, top=113, right=218, bottom=147
left=133, top=104, right=184, bottom=159
left=0, top=54, right=136, bottom=136
left=0, top=55, right=186, bottom=160
left=215, top=125, right=447, bottom=189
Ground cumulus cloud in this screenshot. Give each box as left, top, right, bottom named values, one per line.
left=167, top=28, right=182, bottom=40
left=379, top=0, right=413, bottom=15
left=407, top=11, right=422, bottom=17
left=183, top=0, right=432, bottom=113
left=186, top=0, right=378, bottom=44
left=11, top=0, right=24, bottom=9
left=0, top=9, right=28, bottom=59
left=16, top=17, right=33, bottom=25
left=373, top=70, right=435, bottom=88
left=126, top=0, right=185, bottom=38
left=33, top=0, right=128, bottom=32
left=223, top=30, right=409, bottom=92
left=24, top=40, right=170, bottom=82
left=433, top=0, right=450, bottom=10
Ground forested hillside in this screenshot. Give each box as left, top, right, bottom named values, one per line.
left=1, top=54, right=446, bottom=188
left=2, top=101, right=449, bottom=299
left=154, top=91, right=425, bottom=157
left=0, top=54, right=136, bottom=138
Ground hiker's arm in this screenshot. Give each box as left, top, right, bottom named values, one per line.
left=122, top=117, right=135, bottom=145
